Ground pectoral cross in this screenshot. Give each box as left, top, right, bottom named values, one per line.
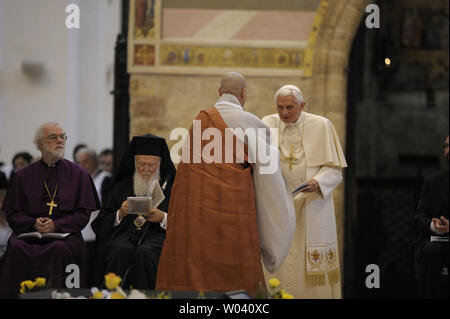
left=44, top=181, right=58, bottom=216
left=284, top=145, right=298, bottom=170
left=46, top=200, right=57, bottom=216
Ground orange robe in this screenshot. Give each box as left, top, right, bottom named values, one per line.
left=156, top=107, right=264, bottom=296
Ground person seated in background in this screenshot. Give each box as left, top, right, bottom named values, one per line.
left=92, top=134, right=175, bottom=290
left=72, top=143, right=87, bottom=163
left=9, top=152, right=34, bottom=181
left=99, top=148, right=113, bottom=174
left=414, top=135, right=449, bottom=298
left=74, top=147, right=112, bottom=287
left=75, top=147, right=111, bottom=205
left=12, top=152, right=33, bottom=173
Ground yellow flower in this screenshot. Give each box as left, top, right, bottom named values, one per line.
left=104, top=273, right=122, bottom=290
left=268, top=278, right=280, bottom=289
left=282, top=292, right=294, bottom=299
left=34, top=277, right=46, bottom=288
left=110, top=292, right=126, bottom=299
left=91, top=291, right=104, bottom=299
left=19, top=280, right=35, bottom=294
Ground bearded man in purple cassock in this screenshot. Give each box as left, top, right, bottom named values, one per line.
left=0, top=122, right=100, bottom=298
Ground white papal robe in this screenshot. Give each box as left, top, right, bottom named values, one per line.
left=262, top=111, right=347, bottom=299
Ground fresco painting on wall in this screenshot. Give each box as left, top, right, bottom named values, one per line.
left=127, top=0, right=322, bottom=76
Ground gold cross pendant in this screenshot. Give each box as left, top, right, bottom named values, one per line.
left=284, top=145, right=298, bottom=170
left=46, top=200, right=57, bottom=216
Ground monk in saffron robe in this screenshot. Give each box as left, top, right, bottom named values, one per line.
left=156, top=72, right=295, bottom=296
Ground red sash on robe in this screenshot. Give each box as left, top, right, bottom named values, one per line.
left=155, top=107, right=264, bottom=296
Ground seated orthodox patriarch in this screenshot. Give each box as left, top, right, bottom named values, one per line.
left=92, top=134, right=176, bottom=290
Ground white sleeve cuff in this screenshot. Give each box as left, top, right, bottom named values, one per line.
left=430, top=221, right=441, bottom=235
left=160, top=213, right=167, bottom=230
left=114, top=210, right=122, bottom=226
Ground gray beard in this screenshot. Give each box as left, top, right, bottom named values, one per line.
left=42, top=146, right=65, bottom=163
left=133, top=168, right=160, bottom=197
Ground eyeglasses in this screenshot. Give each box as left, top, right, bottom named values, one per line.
left=46, top=134, right=67, bottom=141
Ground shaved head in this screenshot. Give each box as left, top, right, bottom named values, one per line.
left=219, top=72, right=247, bottom=107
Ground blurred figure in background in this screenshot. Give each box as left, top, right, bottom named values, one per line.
left=12, top=152, right=33, bottom=173
left=72, top=143, right=87, bottom=163
left=99, top=148, right=113, bottom=174
left=9, top=152, right=33, bottom=182
left=75, top=147, right=112, bottom=287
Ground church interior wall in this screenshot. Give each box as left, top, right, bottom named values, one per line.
left=0, top=0, right=120, bottom=167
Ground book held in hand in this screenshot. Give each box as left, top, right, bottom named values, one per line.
left=17, top=232, right=70, bottom=240
left=292, top=181, right=311, bottom=196
left=127, top=180, right=166, bottom=214
left=127, top=197, right=153, bottom=214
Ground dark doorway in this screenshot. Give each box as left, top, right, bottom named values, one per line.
left=344, top=0, right=448, bottom=298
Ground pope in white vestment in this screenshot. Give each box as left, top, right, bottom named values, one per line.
left=262, top=84, right=347, bottom=299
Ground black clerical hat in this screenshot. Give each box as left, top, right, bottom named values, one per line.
left=131, top=134, right=165, bottom=156
left=113, top=134, right=176, bottom=186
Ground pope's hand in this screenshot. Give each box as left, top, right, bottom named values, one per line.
left=301, top=179, right=319, bottom=193
left=145, top=208, right=165, bottom=223
left=119, top=200, right=129, bottom=220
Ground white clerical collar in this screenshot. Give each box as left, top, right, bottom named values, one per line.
left=215, top=93, right=243, bottom=110
left=41, top=159, right=58, bottom=168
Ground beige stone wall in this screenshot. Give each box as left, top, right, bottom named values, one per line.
left=130, top=74, right=314, bottom=149
left=129, top=0, right=371, bottom=286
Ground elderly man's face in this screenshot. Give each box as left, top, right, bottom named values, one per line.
left=76, top=153, right=97, bottom=175
left=40, top=125, right=66, bottom=157
left=277, top=94, right=305, bottom=124
left=135, top=155, right=160, bottom=180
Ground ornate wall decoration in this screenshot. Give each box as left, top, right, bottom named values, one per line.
left=160, top=45, right=305, bottom=69
left=134, top=0, right=157, bottom=39
left=127, top=0, right=324, bottom=76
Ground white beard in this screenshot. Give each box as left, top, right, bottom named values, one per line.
left=133, top=166, right=161, bottom=196
left=42, top=145, right=65, bottom=163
